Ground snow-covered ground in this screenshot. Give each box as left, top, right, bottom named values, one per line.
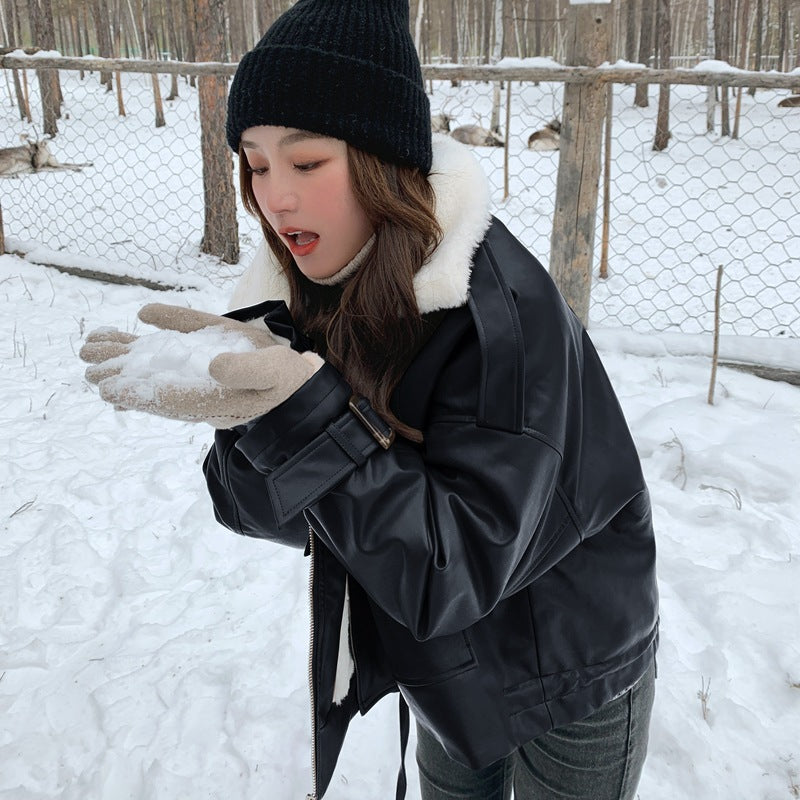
left=2, top=251, right=799, bottom=800
left=1, top=57, right=799, bottom=800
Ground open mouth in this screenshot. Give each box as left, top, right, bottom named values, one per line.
left=281, top=229, right=320, bottom=256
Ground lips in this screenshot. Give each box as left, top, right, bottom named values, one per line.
left=280, top=228, right=320, bottom=257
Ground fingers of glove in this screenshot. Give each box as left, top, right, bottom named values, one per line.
left=209, top=346, right=317, bottom=391
left=98, top=377, right=270, bottom=426
left=85, top=361, right=123, bottom=384
left=79, top=339, right=132, bottom=364
left=85, top=327, right=138, bottom=345
left=138, top=303, right=228, bottom=334
left=138, top=303, right=278, bottom=349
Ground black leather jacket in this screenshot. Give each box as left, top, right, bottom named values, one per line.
left=203, top=218, right=659, bottom=798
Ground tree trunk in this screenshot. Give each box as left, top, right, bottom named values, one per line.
left=653, top=0, right=671, bottom=150
left=482, top=0, right=492, bottom=62
left=111, top=0, right=126, bottom=115
left=748, top=0, right=762, bottom=94
left=183, top=0, right=197, bottom=86
left=490, top=0, right=504, bottom=132
left=3, top=0, right=31, bottom=121
left=165, top=2, right=180, bottom=100
left=625, top=0, right=638, bottom=62
left=28, top=0, right=61, bottom=136
left=634, top=0, right=655, bottom=106
left=195, top=0, right=239, bottom=264
left=706, top=0, right=715, bottom=130
left=715, top=0, right=731, bottom=135
left=139, top=0, right=165, bottom=127
left=450, top=0, right=459, bottom=83
left=732, top=0, right=749, bottom=137
left=69, top=5, right=83, bottom=65
left=777, top=0, right=788, bottom=71
left=91, top=0, right=113, bottom=89
left=414, top=0, right=425, bottom=56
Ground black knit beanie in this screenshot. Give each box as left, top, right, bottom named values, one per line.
left=226, top=0, right=432, bottom=174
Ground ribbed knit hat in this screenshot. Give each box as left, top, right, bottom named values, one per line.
left=226, top=0, right=432, bottom=173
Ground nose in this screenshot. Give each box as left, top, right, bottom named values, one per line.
left=259, top=172, right=298, bottom=216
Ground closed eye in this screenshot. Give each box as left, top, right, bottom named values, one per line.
left=246, top=166, right=268, bottom=176
left=295, top=161, right=323, bottom=173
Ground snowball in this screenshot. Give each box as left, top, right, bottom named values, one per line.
left=110, top=326, right=256, bottom=389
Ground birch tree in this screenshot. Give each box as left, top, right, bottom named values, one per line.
left=490, top=0, right=504, bottom=134
left=414, top=0, right=425, bottom=55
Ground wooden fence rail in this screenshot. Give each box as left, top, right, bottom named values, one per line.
left=3, top=52, right=800, bottom=89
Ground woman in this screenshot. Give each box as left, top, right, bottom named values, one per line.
left=81, top=1, right=658, bottom=798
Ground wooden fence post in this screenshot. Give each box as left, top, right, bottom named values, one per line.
left=549, top=2, right=612, bottom=328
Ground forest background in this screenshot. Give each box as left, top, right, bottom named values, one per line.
left=4, top=0, right=800, bottom=77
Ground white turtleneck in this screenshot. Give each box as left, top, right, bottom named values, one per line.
left=309, top=233, right=376, bottom=287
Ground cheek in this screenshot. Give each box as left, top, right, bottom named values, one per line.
left=250, top=183, right=270, bottom=219
left=314, top=180, right=347, bottom=214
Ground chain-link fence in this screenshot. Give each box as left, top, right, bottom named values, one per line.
left=1, top=61, right=251, bottom=290
left=2, top=57, right=798, bottom=339
left=430, top=75, right=799, bottom=338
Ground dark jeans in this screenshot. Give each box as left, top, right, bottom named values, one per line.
left=416, top=663, right=655, bottom=800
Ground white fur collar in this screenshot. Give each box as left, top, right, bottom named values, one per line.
left=228, top=134, right=492, bottom=314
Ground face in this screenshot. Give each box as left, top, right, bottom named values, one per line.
left=241, top=126, right=374, bottom=282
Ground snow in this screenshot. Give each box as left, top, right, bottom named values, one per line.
left=91, top=326, right=256, bottom=387
left=590, top=328, right=800, bottom=371
left=693, top=60, right=746, bottom=74
left=6, top=237, right=202, bottom=292
left=495, top=56, right=565, bottom=70
left=1, top=69, right=799, bottom=800
left=600, top=59, right=649, bottom=70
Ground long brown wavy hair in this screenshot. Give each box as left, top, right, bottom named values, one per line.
left=239, top=143, right=442, bottom=442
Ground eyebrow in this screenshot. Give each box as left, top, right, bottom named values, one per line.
left=240, top=131, right=329, bottom=150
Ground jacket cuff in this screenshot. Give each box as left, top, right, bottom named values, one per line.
left=234, top=363, right=394, bottom=524
left=266, top=402, right=389, bottom=525
left=236, top=362, right=351, bottom=467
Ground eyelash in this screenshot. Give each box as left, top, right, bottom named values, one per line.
left=246, top=161, right=321, bottom=176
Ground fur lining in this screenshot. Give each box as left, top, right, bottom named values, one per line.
left=227, top=135, right=492, bottom=313
left=331, top=576, right=354, bottom=706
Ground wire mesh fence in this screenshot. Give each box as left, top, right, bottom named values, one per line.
left=2, top=57, right=798, bottom=339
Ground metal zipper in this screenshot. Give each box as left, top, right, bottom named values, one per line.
left=306, top=524, right=318, bottom=800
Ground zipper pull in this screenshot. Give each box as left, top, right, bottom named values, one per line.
left=305, top=794, right=317, bottom=800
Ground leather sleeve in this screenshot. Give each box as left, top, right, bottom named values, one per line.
left=203, top=355, right=584, bottom=641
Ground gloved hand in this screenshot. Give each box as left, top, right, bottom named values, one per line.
left=79, top=303, right=323, bottom=428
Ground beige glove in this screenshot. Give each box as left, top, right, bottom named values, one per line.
left=79, top=303, right=323, bottom=428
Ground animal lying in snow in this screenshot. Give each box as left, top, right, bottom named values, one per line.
left=431, top=112, right=453, bottom=133
left=527, top=119, right=561, bottom=151
left=450, top=124, right=504, bottom=147
left=0, top=135, right=92, bottom=177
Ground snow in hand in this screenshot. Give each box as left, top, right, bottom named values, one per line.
left=98, top=326, right=256, bottom=399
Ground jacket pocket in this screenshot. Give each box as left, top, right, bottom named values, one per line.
left=368, top=599, right=477, bottom=687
